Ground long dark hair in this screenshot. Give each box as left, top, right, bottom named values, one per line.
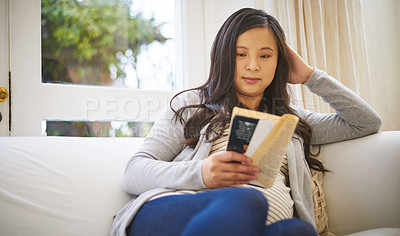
left=171, top=8, right=327, bottom=172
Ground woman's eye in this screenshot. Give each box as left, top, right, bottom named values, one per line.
left=260, top=55, right=270, bottom=59
left=236, top=53, right=246, bottom=57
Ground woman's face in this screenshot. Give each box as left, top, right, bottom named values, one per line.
left=234, top=27, right=278, bottom=107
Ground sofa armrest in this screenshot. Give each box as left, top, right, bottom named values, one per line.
left=319, top=131, right=400, bottom=235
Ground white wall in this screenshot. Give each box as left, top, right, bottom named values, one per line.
left=362, top=0, right=400, bottom=131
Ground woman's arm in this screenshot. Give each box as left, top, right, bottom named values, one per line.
left=122, top=91, right=206, bottom=195
left=122, top=91, right=259, bottom=195
left=295, top=69, right=382, bottom=145
left=286, top=44, right=382, bottom=145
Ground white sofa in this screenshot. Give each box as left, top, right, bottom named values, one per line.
left=0, top=131, right=399, bottom=236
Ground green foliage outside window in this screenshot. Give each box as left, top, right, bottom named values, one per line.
left=45, top=121, right=153, bottom=137
left=41, top=0, right=168, bottom=87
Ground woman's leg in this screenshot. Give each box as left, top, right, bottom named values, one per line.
left=127, top=187, right=268, bottom=236
left=263, top=218, right=318, bottom=236
left=180, top=187, right=268, bottom=236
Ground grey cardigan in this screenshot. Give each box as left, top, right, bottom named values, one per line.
left=109, top=69, right=382, bottom=235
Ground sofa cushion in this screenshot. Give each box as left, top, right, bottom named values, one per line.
left=311, top=168, right=331, bottom=235
left=0, top=137, right=143, bottom=236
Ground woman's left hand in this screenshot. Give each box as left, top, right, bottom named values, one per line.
left=286, top=43, right=314, bottom=84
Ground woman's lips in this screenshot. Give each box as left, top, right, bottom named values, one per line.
left=242, top=77, right=261, bottom=84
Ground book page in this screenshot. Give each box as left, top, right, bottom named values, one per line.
left=250, top=114, right=299, bottom=188
left=245, top=118, right=276, bottom=157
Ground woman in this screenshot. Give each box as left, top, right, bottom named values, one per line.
left=109, top=8, right=382, bottom=236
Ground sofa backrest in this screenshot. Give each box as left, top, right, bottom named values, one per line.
left=320, top=131, right=400, bottom=235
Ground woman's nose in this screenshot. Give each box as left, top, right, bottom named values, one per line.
left=246, top=57, right=259, bottom=72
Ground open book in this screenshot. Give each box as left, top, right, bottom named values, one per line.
left=226, top=107, right=299, bottom=188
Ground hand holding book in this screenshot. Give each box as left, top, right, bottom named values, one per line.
left=201, top=149, right=260, bottom=188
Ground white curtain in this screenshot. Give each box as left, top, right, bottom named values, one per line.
left=264, top=0, right=373, bottom=113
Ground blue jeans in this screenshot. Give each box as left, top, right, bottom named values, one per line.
left=127, top=187, right=317, bottom=236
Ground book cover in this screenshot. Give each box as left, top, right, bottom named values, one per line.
left=226, top=115, right=259, bottom=154
left=226, top=107, right=299, bottom=188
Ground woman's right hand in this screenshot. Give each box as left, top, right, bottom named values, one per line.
left=201, top=151, right=260, bottom=188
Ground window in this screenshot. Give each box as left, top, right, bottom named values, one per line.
left=44, top=120, right=153, bottom=137
left=10, top=0, right=210, bottom=136
left=40, top=0, right=177, bottom=137
left=41, top=0, right=176, bottom=91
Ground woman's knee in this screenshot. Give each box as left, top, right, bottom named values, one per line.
left=289, top=218, right=317, bottom=235
left=180, top=188, right=268, bottom=236
left=265, top=218, right=318, bottom=236
left=217, top=187, right=268, bottom=212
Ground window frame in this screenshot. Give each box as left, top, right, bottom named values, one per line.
left=10, top=0, right=184, bottom=136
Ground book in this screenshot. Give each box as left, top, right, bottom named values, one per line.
left=226, top=107, right=299, bottom=188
